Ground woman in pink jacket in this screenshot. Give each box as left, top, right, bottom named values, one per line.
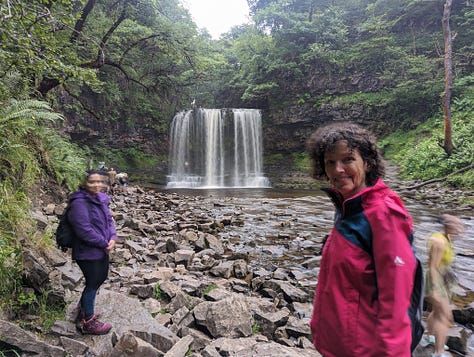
left=306, top=122, right=419, bottom=356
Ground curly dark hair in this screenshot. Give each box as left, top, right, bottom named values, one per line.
left=305, top=122, right=385, bottom=186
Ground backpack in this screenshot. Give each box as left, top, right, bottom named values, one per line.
left=55, top=204, right=77, bottom=251
left=358, top=233, right=424, bottom=352
left=408, top=256, right=425, bottom=352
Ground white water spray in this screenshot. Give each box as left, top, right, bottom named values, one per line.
left=166, top=108, right=270, bottom=189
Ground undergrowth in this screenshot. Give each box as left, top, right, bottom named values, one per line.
left=0, top=99, right=85, bottom=331
left=380, top=110, right=474, bottom=189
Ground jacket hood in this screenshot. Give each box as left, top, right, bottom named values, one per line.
left=68, top=189, right=110, bottom=205
left=323, top=178, right=388, bottom=209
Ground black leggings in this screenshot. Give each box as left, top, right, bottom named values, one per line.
left=76, top=256, right=109, bottom=319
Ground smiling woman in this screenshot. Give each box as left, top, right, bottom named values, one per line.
left=181, top=0, right=250, bottom=39
left=306, top=122, right=421, bottom=356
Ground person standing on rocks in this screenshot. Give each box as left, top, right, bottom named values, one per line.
left=423, top=214, right=465, bottom=357
left=107, top=167, right=117, bottom=194
left=306, top=122, right=418, bottom=356
left=115, top=171, right=129, bottom=192
left=68, top=169, right=117, bottom=335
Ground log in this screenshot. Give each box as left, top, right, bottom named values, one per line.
left=402, top=162, right=474, bottom=190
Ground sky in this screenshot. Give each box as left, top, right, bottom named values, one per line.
left=181, top=0, right=250, bottom=39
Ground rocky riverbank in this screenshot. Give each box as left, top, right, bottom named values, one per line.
left=1, top=177, right=473, bottom=356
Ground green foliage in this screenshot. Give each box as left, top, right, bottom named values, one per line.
left=6, top=289, right=65, bottom=332
left=0, top=183, right=29, bottom=242
left=0, top=98, right=87, bottom=312
left=89, top=143, right=160, bottom=175
left=43, top=134, right=87, bottom=191
left=381, top=111, right=474, bottom=188
left=292, top=152, right=310, bottom=172
left=0, top=239, right=23, bottom=299
left=200, top=284, right=218, bottom=298
left=252, top=321, right=261, bottom=334
left=265, top=153, right=285, bottom=164
left=16, top=291, right=36, bottom=307
left=34, top=290, right=66, bottom=331
left=242, top=82, right=279, bottom=102
left=0, top=0, right=99, bottom=96
left=0, top=99, right=87, bottom=191
left=153, top=283, right=162, bottom=300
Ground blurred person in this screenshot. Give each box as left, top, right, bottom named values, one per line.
left=424, top=214, right=465, bottom=357
left=68, top=169, right=117, bottom=335
left=107, top=167, right=117, bottom=194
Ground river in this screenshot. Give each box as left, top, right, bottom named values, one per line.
left=163, top=186, right=474, bottom=308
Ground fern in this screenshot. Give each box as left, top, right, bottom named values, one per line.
left=0, top=98, right=86, bottom=306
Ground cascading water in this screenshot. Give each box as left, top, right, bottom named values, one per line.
left=166, top=108, right=271, bottom=189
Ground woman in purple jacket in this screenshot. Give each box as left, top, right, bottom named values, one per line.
left=68, top=169, right=117, bottom=335
left=306, top=122, right=418, bottom=356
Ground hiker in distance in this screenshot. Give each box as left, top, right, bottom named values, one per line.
left=424, top=214, right=465, bottom=357
left=68, top=169, right=117, bottom=335
left=306, top=122, right=421, bottom=356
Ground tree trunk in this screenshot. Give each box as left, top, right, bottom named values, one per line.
left=441, top=0, right=453, bottom=156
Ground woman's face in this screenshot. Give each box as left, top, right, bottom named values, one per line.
left=324, top=140, right=368, bottom=200
left=85, top=173, right=105, bottom=195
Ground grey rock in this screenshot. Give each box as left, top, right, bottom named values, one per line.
left=193, top=295, right=252, bottom=338
left=0, top=319, right=66, bottom=356
left=163, top=335, right=193, bottom=357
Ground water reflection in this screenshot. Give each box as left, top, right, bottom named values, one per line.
left=163, top=187, right=474, bottom=306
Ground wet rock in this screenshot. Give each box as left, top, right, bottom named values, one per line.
left=453, top=302, right=474, bottom=325
left=166, top=291, right=202, bottom=314
left=446, top=325, right=470, bottom=355
left=209, top=260, right=234, bottom=278
left=59, top=336, right=90, bottom=356
left=30, top=209, right=50, bottom=230
left=22, top=248, right=66, bottom=303
left=0, top=319, right=65, bottom=356
left=130, top=284, right=155, bottom=299
left=107, top=332, right=162, bottom=357
left=163, top=335, right=193, bottom=357
left=174, top=249, right=194, bottom=267
left=202, top=287, right=232, bottom=301
left=285, top=315, right=312, bottom=339
left=171, top=306, right=191, bottom=327
left=193, top=295, right=253, bottom=338
left=261, top=279, right=309, bottom=303
left=253, top=306, right=290, bottom=339
left=202, top=233, right=225, bottom=255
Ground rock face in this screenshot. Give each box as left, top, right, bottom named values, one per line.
left=6, top=185, right=473, bottom=356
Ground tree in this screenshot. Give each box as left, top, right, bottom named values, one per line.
left=0, top=0, right=200, bottom=102
left=441, top=0, right=454, bottom=156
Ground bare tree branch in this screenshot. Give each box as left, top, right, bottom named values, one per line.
left=402, top=163, right=474, bottom=190
left=70, top=0, right=97, bottom=43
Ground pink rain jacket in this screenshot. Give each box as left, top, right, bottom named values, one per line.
left=310, top=179, right=416, bottom=356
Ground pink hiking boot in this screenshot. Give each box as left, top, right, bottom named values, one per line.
left=81, top=314, right=112, bottom=335
left=74, top=308, right=101, bottom=329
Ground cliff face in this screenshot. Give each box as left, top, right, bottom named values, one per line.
left=60, top=66, right=431, bottom=165
left=260, top=67, right=400, bottom=154
left=60, top=102, right=168, bottom=157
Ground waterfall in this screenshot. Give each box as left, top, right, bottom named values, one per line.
left=166, top=108, right=271, bottom=189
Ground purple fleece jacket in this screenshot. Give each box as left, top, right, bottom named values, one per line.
left=67, top=189, right=117, bottom=261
